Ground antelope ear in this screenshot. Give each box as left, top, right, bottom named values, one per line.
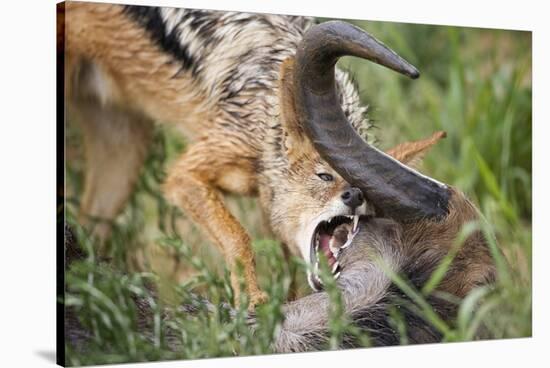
left=278, top=57, right=314, bottom=162
left=386, top=131, right=447, bottom=168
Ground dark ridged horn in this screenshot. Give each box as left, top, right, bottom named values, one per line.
left=294, top=21, right=450, bottom=221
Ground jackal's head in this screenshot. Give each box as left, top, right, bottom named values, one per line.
left=269, top=21, right=448, bottom=291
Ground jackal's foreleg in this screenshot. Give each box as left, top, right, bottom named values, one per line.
left=164, top=139, right=267, bottom=308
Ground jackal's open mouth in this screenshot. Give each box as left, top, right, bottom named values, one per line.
left=308, top=215, right=360, bottom=291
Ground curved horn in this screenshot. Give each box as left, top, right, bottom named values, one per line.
left=294, top=21, right=450, bottom=221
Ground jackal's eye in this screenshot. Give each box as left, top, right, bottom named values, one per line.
left=317, top=173, right=334, bottom=182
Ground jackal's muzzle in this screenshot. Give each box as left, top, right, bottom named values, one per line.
left=308, top=214, right=362, bottom=290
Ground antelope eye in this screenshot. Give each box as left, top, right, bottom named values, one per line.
left=317, top=173, right=334, bottom=182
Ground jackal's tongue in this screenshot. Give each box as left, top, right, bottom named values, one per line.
left=319, top=234, right=337, bottom=268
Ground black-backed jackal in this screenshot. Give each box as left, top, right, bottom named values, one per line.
left=62, top=2, right=454, bottom=307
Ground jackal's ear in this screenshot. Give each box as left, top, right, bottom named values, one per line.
left=278, top=57, right=314, bottom=161
left=386, top=131, right=446, bottom=168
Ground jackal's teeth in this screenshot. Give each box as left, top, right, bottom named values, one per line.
left=315, top=233, right=320, bottom=251
left=334, top=271, right=341, bottom=280
left=341, top=226, right=356, bottom=250
left=315, top=274, right=323, bottom=286
left=352, top=214, right=359, bottom=233
left=331, top=261, right=340, bottom=274
left=341, top=237, right=351, bottom=249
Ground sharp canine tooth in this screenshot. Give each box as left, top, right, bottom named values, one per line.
left=353, top=215, right=359, bottom=233
left=332, top=261, right=340, bottom=273
left=315, top=274, right=323, bottom=286
left=334, top=271, right=341, bottom=279
left=341, top=231, right=355, bottom=249
left=342, top=239, right=351, bottom=249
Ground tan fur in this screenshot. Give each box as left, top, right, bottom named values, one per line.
left=279, top=58, right=315, bottom=162
left=65, top=2, right=264, bottom=306
left=65, top=3, right=214, bottom=137
left=162, top=140, right=265, bottom=305
left=386, top=131, right=447, bottom=167
left=71, top=101, right=154, bottom=246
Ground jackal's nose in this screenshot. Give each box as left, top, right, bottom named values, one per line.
left=341, top=187, right=364, bottom=210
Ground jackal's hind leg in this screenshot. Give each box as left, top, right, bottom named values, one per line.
left=164, top=139, right=267, bottom=308
left=71, top=102, right=153, bottom=252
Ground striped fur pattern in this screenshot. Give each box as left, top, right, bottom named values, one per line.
left=122, top=5, right=371, bottom=144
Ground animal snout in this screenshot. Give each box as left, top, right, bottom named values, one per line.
left=341, top=187, right=364, bottom=210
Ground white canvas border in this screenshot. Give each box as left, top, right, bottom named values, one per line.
left=0, top=0, right=545, bottom=367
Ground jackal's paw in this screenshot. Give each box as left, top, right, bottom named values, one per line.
left=249, top=290, right=269, bottom=310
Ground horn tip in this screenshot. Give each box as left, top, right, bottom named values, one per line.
left=409, top=69, right=420, bottom=79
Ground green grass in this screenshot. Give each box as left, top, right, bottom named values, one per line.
left=64, top=20, right=532, bottom=366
